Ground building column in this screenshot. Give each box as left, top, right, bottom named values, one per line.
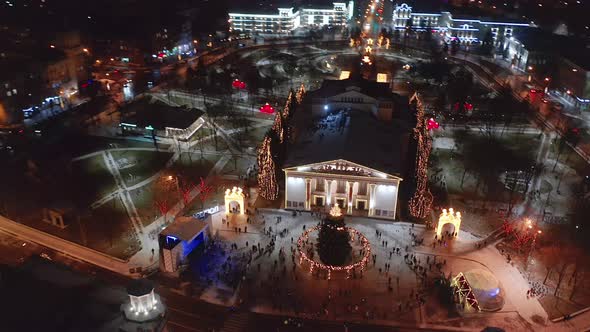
left=368, top=183, right=376, bottom=216
left=326, top=179, right=332, bottom=206
left=284, top=173, right=289, bottom=209
left=346, top=181, right=354, bottom=215
left=305, top=178, right=312, bottom=210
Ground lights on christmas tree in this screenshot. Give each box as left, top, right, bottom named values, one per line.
left=272, top=111, right=284, bottom=143
left=282, top=91, right=293, bottom=120
left=329, top=204, right=342, bottom=218
left=296, top=83, right=305, bottom=104
left=408, top=92, right=434, bottom=219
left=257, top=136, right=278, bottom=200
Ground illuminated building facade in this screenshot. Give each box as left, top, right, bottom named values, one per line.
left=391, top=3, right=531, bottom=44
left=229, top=2, right=354, bottom=35
left=284, top=160, right=402, bottom=220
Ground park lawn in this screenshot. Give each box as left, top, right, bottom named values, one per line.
left=129, top=184, right=176, bottom=227
left=172, top=152, right=218, bottom=179
left=130, top=153, right=218, bottom=227
left=23, top=195, right=141, bottom=260
left=241, top=125, right=271, bottom=146
left=189, top=127, right=215, bottom=142
left=82, top=196, right=141, bottom=259
left=111, top=150, right=173, bottom=187
left=221, top=154, right=255, bottom=176
left=71, top=155, right=117, bottom=205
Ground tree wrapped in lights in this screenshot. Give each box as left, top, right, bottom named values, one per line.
left=272, top=110, right=284, bottom=143
left=154, top=199, right=170, bottom=223
left=317, top=204, right=351, bottom=266
left=408, top=92, right=434, bottom=219
left=196, top=177, right=214, bottom=208
left=282, top=91, right=294, bottom=120
left=257, top=136, right=279, bottom=200
left=178, top=180, right=194, bottom=205
left=296, top=83, right=306, bottom=104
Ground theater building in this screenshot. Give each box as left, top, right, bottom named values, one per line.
left=283, top=77, right=411, bottom=220
left=284, top=160, right=402, bottom=219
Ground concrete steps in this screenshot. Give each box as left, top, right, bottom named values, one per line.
left=220, top=311, right=250, bottom=332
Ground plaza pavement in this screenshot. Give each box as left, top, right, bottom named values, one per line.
left=196, top=209, right=567, bottom=331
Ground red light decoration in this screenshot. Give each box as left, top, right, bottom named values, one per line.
left=454, top=102, right=473, bottom=112
left=427, top=118, right=440, bottom=130
left=260, top=102, right=275, bottom=114
left=232, top=79, right=246, bottom=89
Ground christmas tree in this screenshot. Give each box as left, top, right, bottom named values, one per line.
left=257, top=136, right=278, bottom=200
left=408, top=92, right=433, bottom=219
left=317, top=204, right=351, bottom=266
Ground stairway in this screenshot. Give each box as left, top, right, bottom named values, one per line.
left=220, top=311, right=250, bottom=332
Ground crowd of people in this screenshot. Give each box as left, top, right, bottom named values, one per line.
left=185, top=207, right=500, bottom=325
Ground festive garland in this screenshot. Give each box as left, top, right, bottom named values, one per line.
left=297, top=225, right=371, bottom=280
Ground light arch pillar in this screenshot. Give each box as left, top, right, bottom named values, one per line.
left=436, top=208, right=462, bottom=238
left=224, top=187, right=246, bottom=215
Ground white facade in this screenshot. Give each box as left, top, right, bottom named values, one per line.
left=391, top=3, right=530, bottom=44
left=284, top=160, right=402, bottom=220
left=229, top=2, right=352, bottom=35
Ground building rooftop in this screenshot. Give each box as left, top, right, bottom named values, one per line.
left=307, top=77, right=401, bottom=102
left=229, top=0, right=340, bottom=14
left=160, top=216, right=208, bottom=242
left=120, top=96, right=203, bottom=130
left=127, top=279, right=154, bottom=297
left=514, top=28, right=590, bottom=70
left=285, top=109, right=411, bottom=177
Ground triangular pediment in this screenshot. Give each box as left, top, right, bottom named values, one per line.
left=329, top=90, right=376, bottom=102
left=284, top=159, right=401, bottom=180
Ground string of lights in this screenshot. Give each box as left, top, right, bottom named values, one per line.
left=296, top=83, right=305, bottom=104
left=272, top=111, right=284, bottom=143
left=282, top=91, right=294, bottom=120
left=297, top=225, right=371, bottom=280
left=257, top=136, right=279, bottom=200
left=408, top=92, right=434, bottom=219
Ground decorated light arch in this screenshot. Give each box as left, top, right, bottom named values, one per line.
left=224, top=187, right=246, bottom=214
left=436, top=208, right=462, bottom=238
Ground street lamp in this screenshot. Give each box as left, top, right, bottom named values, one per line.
left=525, top=229, right=542, bottom=271
left=527, top=66, right=534, bottom=82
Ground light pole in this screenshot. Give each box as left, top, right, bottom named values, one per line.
left=544, top=77, right=551, bottom=94
left=525, top=229, right=542, bottom=271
